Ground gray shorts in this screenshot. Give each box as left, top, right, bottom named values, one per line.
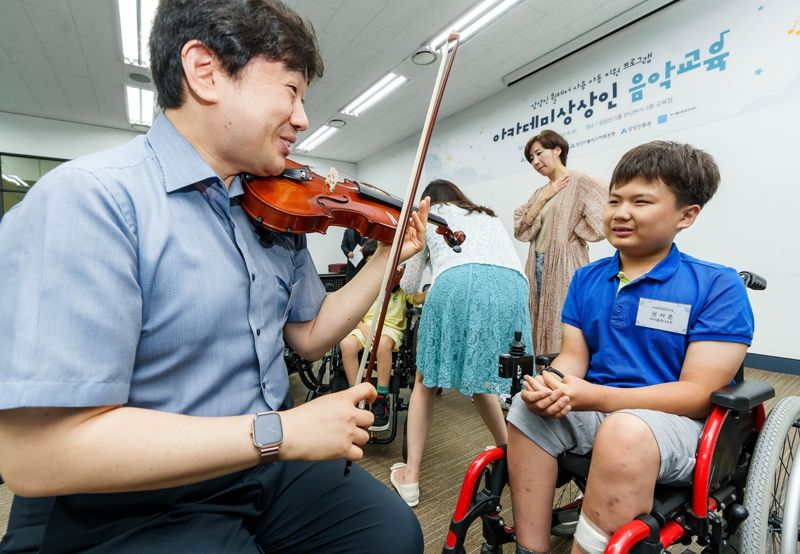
left=506, top=394, right=705, bottom=484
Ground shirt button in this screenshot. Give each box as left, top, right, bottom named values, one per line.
left=256, top=329, right=261, bottom=336
left=251, top=273, right=256, bottom=281
left=615, top=306, right=623, bottom=313
left=261, top=383, right=267, bottom=389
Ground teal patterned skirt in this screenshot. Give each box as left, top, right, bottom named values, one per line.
left=416, top=264, right=533, bottom=396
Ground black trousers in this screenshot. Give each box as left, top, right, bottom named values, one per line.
left=1, top=460, right=422, bottom=554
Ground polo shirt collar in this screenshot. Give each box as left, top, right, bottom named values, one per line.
left=604, top=243, right=682, bottom=282
left=146, top=112, right=221, bottom=193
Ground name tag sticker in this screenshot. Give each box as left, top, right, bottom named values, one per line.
left=635, top=298, right=691, bottom=334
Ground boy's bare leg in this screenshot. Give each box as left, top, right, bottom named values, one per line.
left=340, top=335, right=362, bottom=386
left=472, top=393, right=508, bottom=445
left=571, top=413, right=659, bottom=553
left=376, top=335, right=395, bottom=390
left=508, top=423, right=559, bottom=552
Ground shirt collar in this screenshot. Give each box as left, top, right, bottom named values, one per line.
left=146, top=113, right=221, bottom=193
left=605, top=243, right=682, bottom=282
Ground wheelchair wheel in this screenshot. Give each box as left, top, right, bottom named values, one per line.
left=551, top=478, right=584, bottom=538
left=738, top=395, right=800, bottom=553
left=290, top=349, right=332, bottom=395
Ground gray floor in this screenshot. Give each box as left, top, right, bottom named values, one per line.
left=1, top=367, right=798, bottom=553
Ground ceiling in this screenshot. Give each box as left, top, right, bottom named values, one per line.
left=0, top=0, right=673, bottom=164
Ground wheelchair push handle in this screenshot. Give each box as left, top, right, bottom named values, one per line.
left=738, top=270, right=766, bottom=290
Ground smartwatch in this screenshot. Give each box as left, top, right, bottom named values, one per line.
left=252, top=411, right=283, bottom=464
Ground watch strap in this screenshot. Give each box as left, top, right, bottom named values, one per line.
left=256, top=444, right=280, bottom=464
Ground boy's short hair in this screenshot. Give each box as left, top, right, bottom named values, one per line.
left=361, top=239, right=378, bottom=259
left=610, top=141, right=720, bottom=207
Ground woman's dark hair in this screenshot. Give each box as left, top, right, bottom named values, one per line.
left=421, top=179, right=496, bottom=217
left=610, top=141, right=720, bottom=207
left=149, top=0, right=324, bottom=109
left=524, top=130, right=569, bottom=166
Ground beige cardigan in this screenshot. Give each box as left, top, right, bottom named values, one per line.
left=513, top=171, right=607, bottom=355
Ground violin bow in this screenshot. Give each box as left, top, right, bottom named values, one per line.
left=345, top=33, right=461, bottom=475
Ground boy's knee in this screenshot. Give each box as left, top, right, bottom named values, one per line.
left=340, top=336, right=360, bottom=355
left=377, top=336, right=395, bottom=353
left=593, top=413, right=658, bottom=466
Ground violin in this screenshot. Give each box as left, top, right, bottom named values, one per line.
left=240, top=159, right=465, bottom=251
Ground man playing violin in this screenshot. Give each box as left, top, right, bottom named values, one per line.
left=0, top=1, right=426, bottom=552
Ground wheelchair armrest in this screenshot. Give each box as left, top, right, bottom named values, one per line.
left=710, top=379, right=775, bottom=411
left=535, top=353, right=559, bottom=366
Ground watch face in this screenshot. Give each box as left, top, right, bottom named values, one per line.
left=253, top=412, right=283, bottom=447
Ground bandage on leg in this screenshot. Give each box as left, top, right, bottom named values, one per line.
left=573, top=513, right=610, bottom=554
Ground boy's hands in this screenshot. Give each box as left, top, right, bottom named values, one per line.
left=520, top=374, right=571, bottom=418
left=521, top=372, right=599, bottom=417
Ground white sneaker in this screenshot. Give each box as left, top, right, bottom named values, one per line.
left=389, top=463, right=419, bottom=507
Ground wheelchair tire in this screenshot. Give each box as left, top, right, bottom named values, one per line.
left=550, top=479, right=584, bottom=538
left=291, top=350, right=332, bottom=395
left=737, top=395, right=800, bottom=553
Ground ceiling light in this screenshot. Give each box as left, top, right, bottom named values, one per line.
left=1, top=174, right=30, bottom=188
left=327, top=118, right=347, bottom=128
left=428, top=0, right=523, bottom=51
left=126, top=85, right=155, bottom=127
left=118, top=0, right=158, bottom=67
left=411, top=49, right=438, bottom=66
left=296, top=125, right=338, bottom=152
left=341, top=73, right=408, bottom=117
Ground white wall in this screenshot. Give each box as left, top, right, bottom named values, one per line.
left=0, top=112, right=140, bottom=159
left=355, top=0, right=800, bottom=360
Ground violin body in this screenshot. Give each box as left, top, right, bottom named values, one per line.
left=241, top=159, right=465, bottom=250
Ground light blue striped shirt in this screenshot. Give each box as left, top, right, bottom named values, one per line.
left=0, top=113, right=325, bottom=415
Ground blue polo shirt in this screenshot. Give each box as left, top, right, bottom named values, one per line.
left=0, top=113, right=325, bottom=415
left=562, top=244, right=754, bottom=388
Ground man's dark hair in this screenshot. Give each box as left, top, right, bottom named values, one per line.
left=421, top=179, right=496, bottom=217
left=524, top=130, right=569, bottom=166
left=610, top=141, right=720, bottom=207
left=149, top=0, right=324, bottom=109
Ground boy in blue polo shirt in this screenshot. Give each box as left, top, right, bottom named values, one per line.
left=506, top=141, right=754, bottom=554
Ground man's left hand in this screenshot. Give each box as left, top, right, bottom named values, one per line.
left=376, top=197, right=429, bottom=263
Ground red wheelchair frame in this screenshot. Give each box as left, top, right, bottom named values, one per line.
left=444, top=272, right=796, bottom=553
left=444, top=378, right=776, bottom=553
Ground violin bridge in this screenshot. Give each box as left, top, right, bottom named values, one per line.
left=326, top=167, right=339, bottom=193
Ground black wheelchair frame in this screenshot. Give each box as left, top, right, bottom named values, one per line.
left=444, top=271, right=799, bottom=553
left=285, top=302, right=423, bottom=453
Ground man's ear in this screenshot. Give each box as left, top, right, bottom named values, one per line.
left=676, top=204, right=701, bottom=231
left=180, top=40, right=218, bottom=104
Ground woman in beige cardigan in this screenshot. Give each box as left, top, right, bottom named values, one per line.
left=514, top=130, right=606, bottom=355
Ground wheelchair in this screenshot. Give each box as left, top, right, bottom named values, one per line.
left=285, top=301, right=424, bottom=455
left=444, top=272, right=799, bottom=553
